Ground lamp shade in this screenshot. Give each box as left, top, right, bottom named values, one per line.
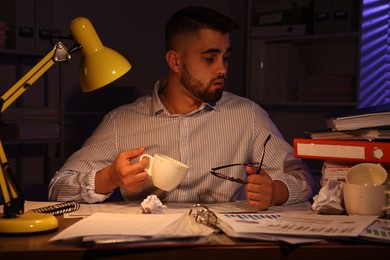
left=70, top=17, right=131, bottom=92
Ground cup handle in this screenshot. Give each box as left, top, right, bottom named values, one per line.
left=139, top=154, right=153, bottom=176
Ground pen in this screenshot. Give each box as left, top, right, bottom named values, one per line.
left=256, top=134, right=271, bottom=174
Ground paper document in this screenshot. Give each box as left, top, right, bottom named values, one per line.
left=206, top=200, right=312, bottom=213
left=64, top=202, right=140, bottom=218
left=64, top=202, right=194, bottom=218
left=216, top=212, right=377, bottom=238
left=50, top=212, right=215, bottom=245
left=50, top=212, right=185, bottom=241
left=359, top=219, right=390, bottom=243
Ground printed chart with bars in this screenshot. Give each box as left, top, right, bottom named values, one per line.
left=360, top=219, right=390, bottom=242
left=216, top=213, right=377, bottom=238
left=221, top=213, right=281, bottom=224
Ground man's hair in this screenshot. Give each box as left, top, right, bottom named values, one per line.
left=165, top=6, right=238, bottom=51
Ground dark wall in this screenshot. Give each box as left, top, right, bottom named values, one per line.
left=50, top=0, right=248, bottom=158
left=52, top=0, right=247, bottom=110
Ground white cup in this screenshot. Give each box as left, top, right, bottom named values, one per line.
left=343, top=183, right=390, bottom=216
left=139, top=153, right=189, bottom=191
left=345, top=163, right=387, bottom=186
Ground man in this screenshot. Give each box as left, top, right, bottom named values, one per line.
left=49, top=6, right=314, bottom=210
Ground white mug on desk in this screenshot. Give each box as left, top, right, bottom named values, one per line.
left=345, top=163, right=387, bottom=186
left=343, top=183, right=390, bottom=216
left=139, top=153, right=189, bottom=191
left=343, top=163, right=389, bottom=216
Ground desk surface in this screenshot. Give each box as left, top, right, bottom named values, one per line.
left=0, top=216, right=390, bottom=260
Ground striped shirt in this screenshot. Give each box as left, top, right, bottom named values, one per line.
left=49, top=81, right=315, bottom=204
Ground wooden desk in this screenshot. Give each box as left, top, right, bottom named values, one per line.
left=1, top=216, right=390, bottom=259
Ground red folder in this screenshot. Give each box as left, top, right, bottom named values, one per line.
left=293, top=138, right=390, bottom=163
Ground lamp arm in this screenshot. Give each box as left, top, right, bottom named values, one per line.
left=0, top=42, right=72, bottom=217
left=1, top=42, right=71, bottom=113
left=0, top=140, right=15, bottom=202
left=0, top=139, right=24, bottom=215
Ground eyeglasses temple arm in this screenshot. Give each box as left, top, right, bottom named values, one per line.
left=211, top=163, right=245, bottom=171
left=256, top=135, right=271, bottom=174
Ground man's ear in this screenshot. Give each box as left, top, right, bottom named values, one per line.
left=166, top=50, right=180, bottom=73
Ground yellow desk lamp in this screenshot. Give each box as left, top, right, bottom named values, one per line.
left=0, top=17, right=131, bottom=234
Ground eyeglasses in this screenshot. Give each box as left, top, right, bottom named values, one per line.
left=210, top=134, right=271, bottom=184
left=189, top=204, right=219, bottom=229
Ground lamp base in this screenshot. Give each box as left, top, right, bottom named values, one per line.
left=0, top=212, right=58, bottom=234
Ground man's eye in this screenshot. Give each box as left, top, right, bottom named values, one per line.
left=205, top=57, right=215, bottom=63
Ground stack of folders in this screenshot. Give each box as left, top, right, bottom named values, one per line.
left=251, top=0, right=312, bottom=37
left=293, top=103, right=390, bottom=184
left=324, top=103, right=390, bottom=131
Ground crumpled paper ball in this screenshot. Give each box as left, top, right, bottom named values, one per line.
left=140, top=195, right=167, bottom=214
left=312, top=179, right=345, bottom=214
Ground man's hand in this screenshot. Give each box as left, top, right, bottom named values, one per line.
left=95, top=147, right=149, bottom=194
left=245, top=166, right=289, bottom=210
left=245, top=166, right=273, bottom=210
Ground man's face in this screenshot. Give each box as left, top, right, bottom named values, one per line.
left=178, top=29, right=232, bottom=103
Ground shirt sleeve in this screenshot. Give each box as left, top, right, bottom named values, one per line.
left=48, top=169, right=111, bottom=203
left=251, top=102, right=315, bottom=205
left=48, top=112, right=118, bottom=203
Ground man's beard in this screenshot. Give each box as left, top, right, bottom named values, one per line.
left=180, top=64, right=224, bottom=103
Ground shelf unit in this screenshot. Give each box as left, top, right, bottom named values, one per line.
left=245, top=0, right=361, bottom=145
left=0, top=48, right=63, bottom=194
left=247, top=32, right=359, bottom=105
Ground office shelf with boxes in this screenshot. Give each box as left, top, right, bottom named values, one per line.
left=0, top=0, right=63, bottom=196
left=245, top=0, right=361, bottom=144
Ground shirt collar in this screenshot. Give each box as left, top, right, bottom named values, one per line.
left=151, top=80, right=216, bottom=116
